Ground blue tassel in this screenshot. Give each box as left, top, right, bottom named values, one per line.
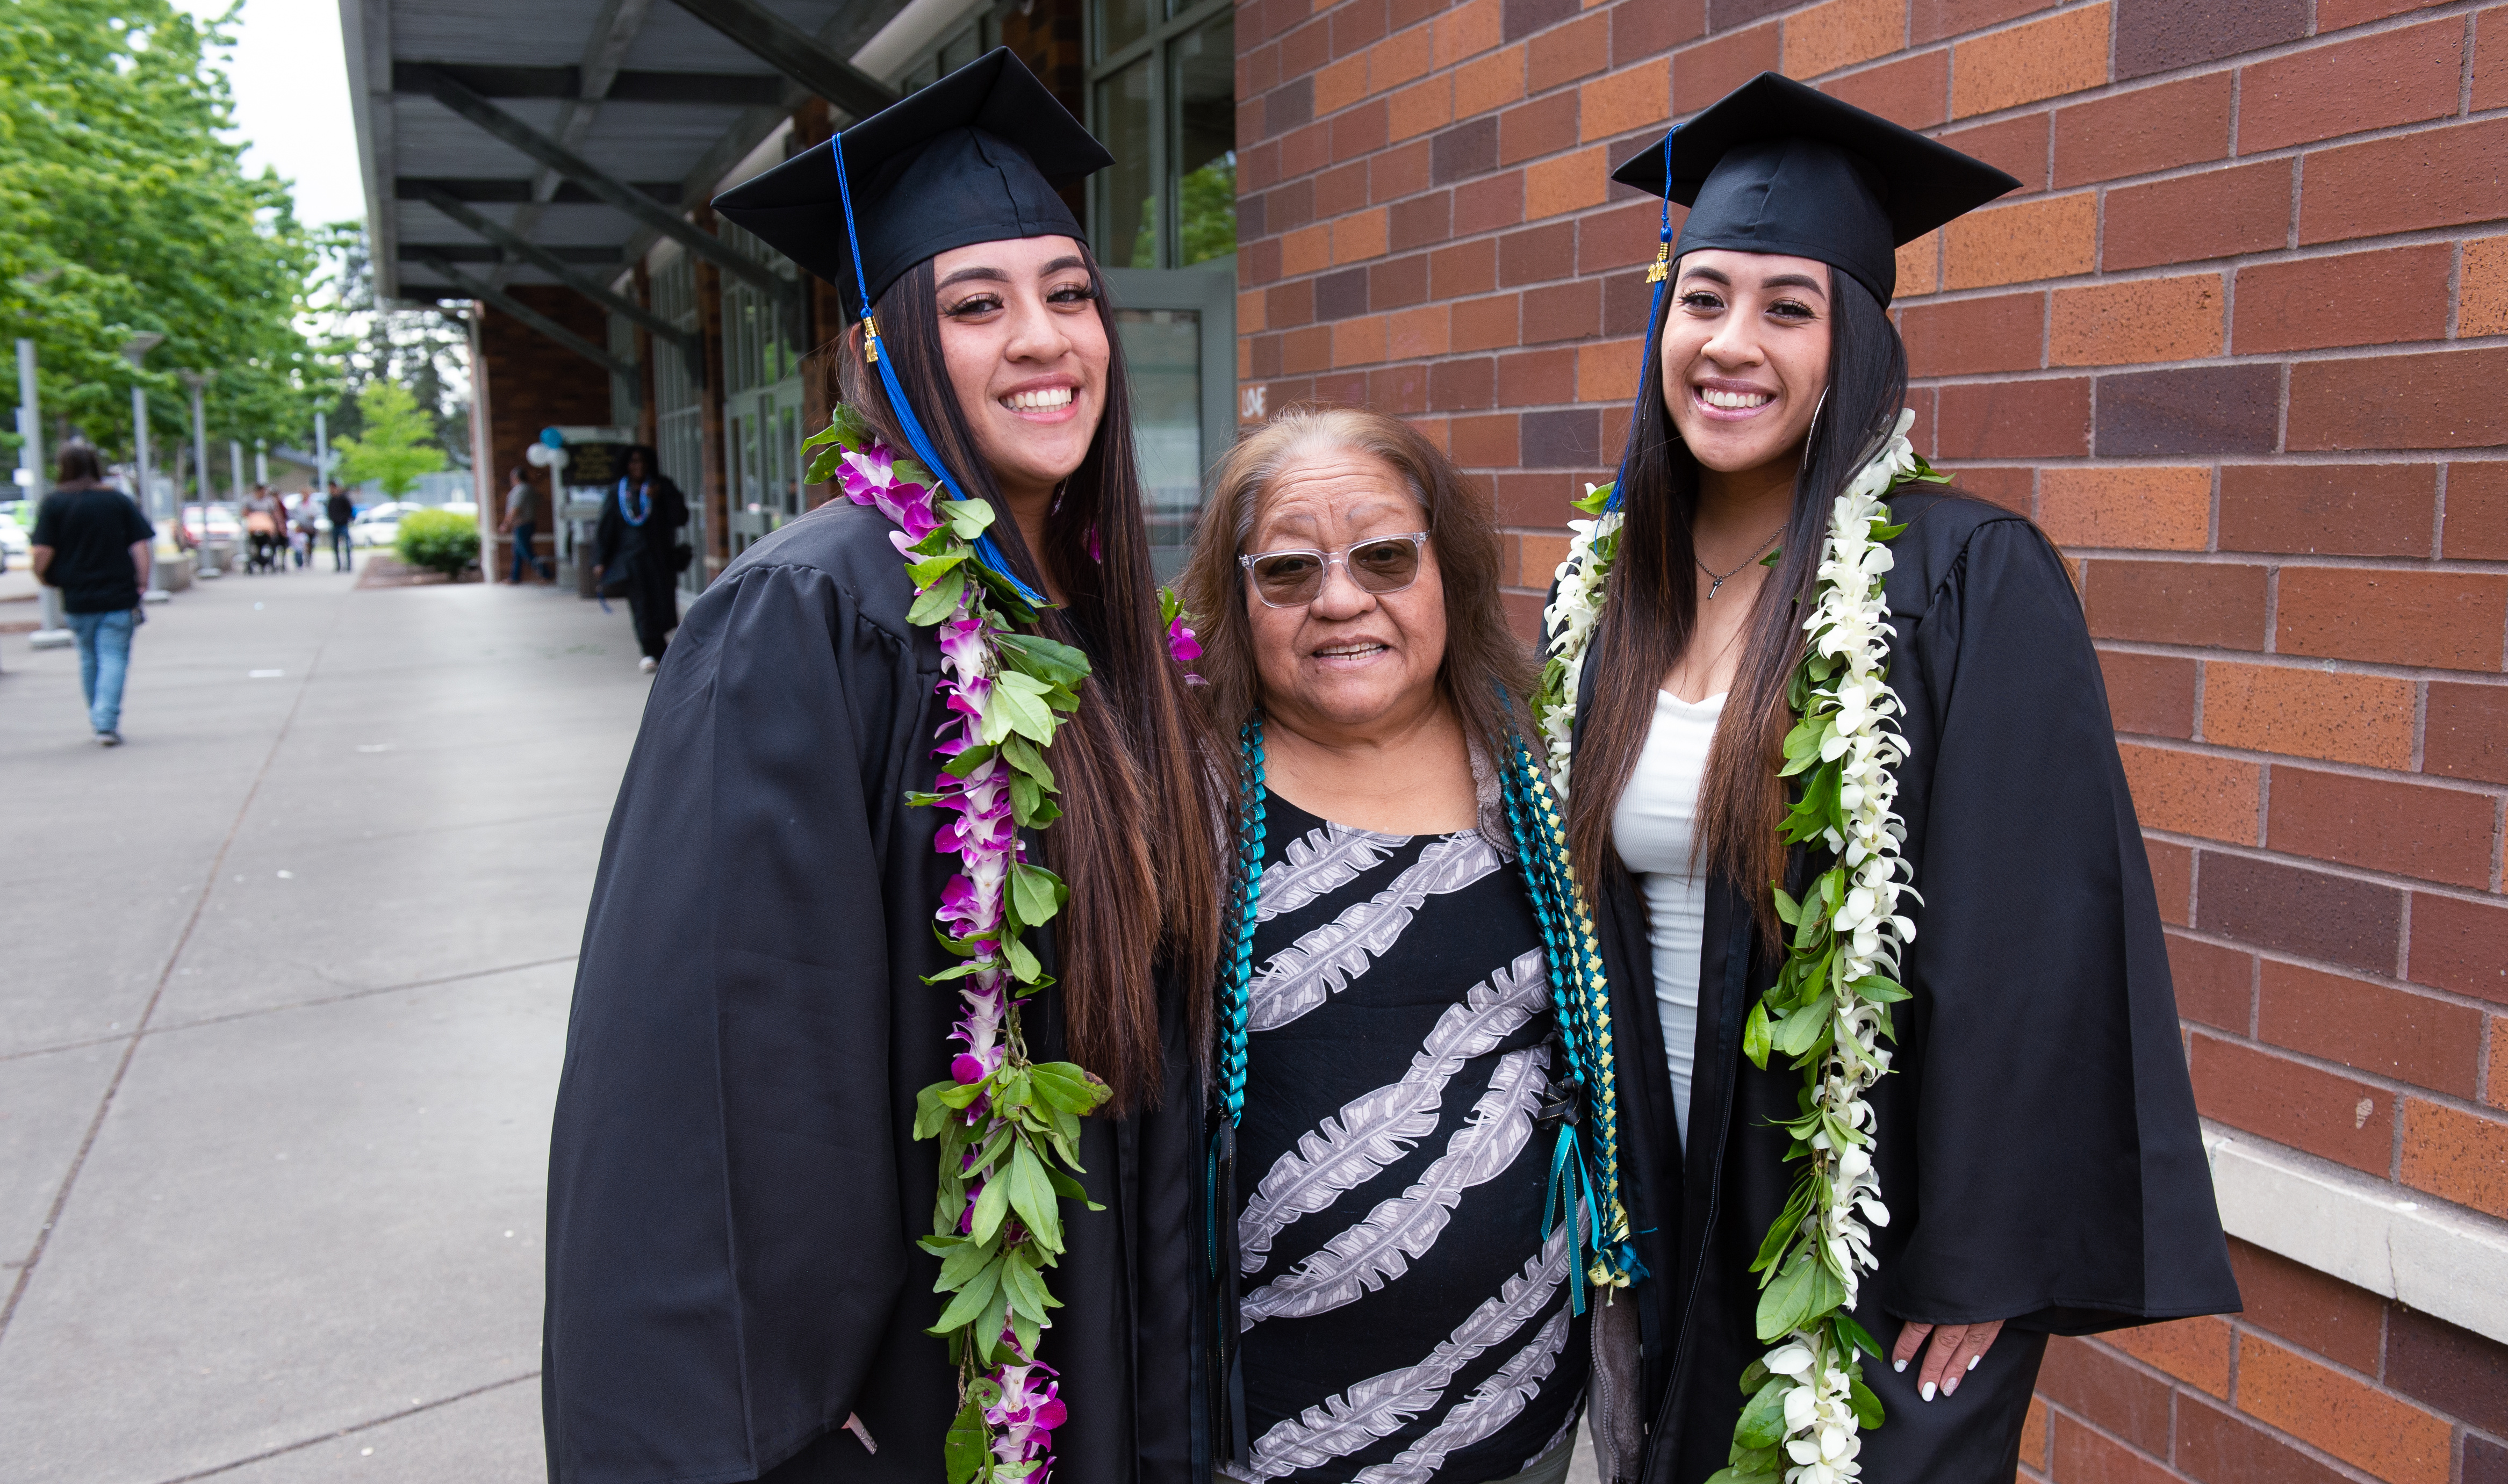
left=1607, top=133, right=1677, bottom=516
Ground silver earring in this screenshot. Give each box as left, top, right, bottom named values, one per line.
left=1804, top=387, right=1830, bottom=450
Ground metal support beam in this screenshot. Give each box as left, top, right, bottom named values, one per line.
left=419, top=68, right=788, bottom=300
left=420, top=256, right=642, bottom=384
left=421, top=189, right=700, bottom=356
left=664, top=0, right=897, bottom=121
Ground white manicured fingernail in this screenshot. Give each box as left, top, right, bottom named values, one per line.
left=1943, top=1375, right=1959, bottom=1396
left=1920, top=1381, right=1935, bottom=1402
left=1967, top=1356, right=1980, bottom=1372
left=1893, top=1359, right=1906, bottom=1373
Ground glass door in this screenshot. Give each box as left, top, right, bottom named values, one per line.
left=1103, top=264, right=1237, bottom=577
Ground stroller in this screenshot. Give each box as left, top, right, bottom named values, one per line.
left=243, top=508, right=286, bottom=573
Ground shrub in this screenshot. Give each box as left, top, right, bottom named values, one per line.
left=396, top=508, right=479, bottom=577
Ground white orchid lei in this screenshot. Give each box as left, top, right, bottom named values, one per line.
left=797, top=404, right=1198, bottom=1483
left=1533, top=409, right=1944, bottom=1484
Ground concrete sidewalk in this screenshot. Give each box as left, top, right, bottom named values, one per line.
left=0, top=566, right=651, bottom=1482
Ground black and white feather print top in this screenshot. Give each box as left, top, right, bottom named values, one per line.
left=1224, top=792, right=1589, bottom=1484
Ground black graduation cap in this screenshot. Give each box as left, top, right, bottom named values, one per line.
left=713, top=48, right=1111, bottom=320
left=1611, top=72, right=2020, bottom=306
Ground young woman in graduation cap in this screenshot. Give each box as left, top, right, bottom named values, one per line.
left=541, top=52, right=1224, bottom=1484
left=1534, top=74, right=2239, bottom=1484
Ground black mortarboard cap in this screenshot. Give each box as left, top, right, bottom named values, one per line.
left=1611, top=72, right=2020, bottom=306
left=713, top=49, right=1111, bottom=320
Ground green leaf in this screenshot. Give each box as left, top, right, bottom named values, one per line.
left=1003, top=935, right=1047, bottom=985
left=1772, top=999, right=1828, bottom=1057
left=987, top=681, right=1057, bottom=746
left=1031, top=1062, right=1110, bottom=1115
left=930, top=1254, right=1004, bottom=1332
left=908, top=549, right=969, bottom=588
left=1771, top=888, right=1803, bottom=927
left=1007, top=772, right=1044, bottom=826
left=936, top=1080, right=986, bottom=1108
left=1742, top=1000, right=1774, bottom=1069
left=1734, top=1377, right=1791, bottom=1449
left=936, top=1235, right=1002, bottom=1293
left=1000, top=735, right=1056, bottom=788
left=1009, top=862, right=1066, bottom=927
left=1573, top=481, right=1615, bottom=515
left=1834, top=1312, right=1884, bottom=1364
left=1003, top=1139, right=1066, bottom=1254
left=969, top=1171, right=1011, bottom=1244
left=1849, top=1376, right=1885, bottom=1429
left=1749, top=1178, right=1815, bottom=1275
left=943, top=743, right=998, bottom=780
left=909, top=566, right=968, bottom=626
left=1851, top=974, right=1910, bottom=1004
left=915, top=1082, right=955, bottom=1140
left=1755, top=1251, right=1846, bottom=1342
left=945, top=1397, right=991, bottom=1484
left=996, top=632, right=1093, bottom=688
left=1000, top=1243, right=1061, bottom=1320
left=944, top=498, right=996, bottom=537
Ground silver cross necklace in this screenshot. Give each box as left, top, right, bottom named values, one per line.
left=1697, top=527, right=1785, bottom=599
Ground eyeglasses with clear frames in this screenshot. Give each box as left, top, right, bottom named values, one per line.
left=1238, top=532, right=1431, bottom=608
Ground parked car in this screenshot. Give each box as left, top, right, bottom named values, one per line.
left=180, top=502, right=242, bottom=547
left=349, top=501, right=419, bottom=549
left=0, top=514, right=26, bottom=570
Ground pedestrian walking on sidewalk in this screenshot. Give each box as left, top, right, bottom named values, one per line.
left=325, top=481, right=355, bottom=571
left=30, top=444, right=153, bottom=746
left=499, top=464, right=554, bottom=583
left=291, top=491, right=318, bottom=567
left=591, top=446, right=686, bottom=672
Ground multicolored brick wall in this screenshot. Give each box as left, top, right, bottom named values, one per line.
left=1230, top=0, right=2508, bottom=1478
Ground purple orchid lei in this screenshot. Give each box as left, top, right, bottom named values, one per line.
left=801, top=405, right=1197, bottom=1483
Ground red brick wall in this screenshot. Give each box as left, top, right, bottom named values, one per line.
left=1233, top=0, right=2508, bottom=1478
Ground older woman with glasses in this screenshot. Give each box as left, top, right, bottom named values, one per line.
left=1178, top=408, right=1669, bottom=1484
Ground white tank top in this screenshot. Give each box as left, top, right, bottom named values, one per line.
left=1608, top=689, right=1726, bottom=1152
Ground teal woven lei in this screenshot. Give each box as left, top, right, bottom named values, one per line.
left=1212, top=716, right=1643, bottom=1312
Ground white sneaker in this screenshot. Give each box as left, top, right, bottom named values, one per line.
left=638, top=656, right=658, bottom=674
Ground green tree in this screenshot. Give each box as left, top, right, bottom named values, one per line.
left=0, top=0, right=331, bottom=478
left=312, top=222, right=473, bottom=469
left=332, top=382, right=446, bottom=499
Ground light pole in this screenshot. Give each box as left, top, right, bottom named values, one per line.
left=314, top=409, right=329, bottom=492
left=20, top=337, right=73, bottom=649
left=178, top=370, right=220, bottom=577
left=120, top=334, right=173, bottom=604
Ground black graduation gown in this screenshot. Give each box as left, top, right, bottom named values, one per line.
left=1567, top=494, right=2239, bottom=1483
left=592, top=475, right=691, bottom=586
left=543, top=500, right=1208, bottom=1484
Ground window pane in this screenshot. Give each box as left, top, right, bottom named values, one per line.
left=1116, top=307, right=1201, bottom=577
left=1097, top=0, right=1151, bottom=59
left=1094, top=58, right=1156, bottom=268
left=1172, top=11, right=1235, bottom=267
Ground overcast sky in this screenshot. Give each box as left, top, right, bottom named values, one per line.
left=176, top=0, right=367, bottom=229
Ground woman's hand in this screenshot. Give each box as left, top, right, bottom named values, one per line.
left=1891, top=1319, right=2003, bottom=1401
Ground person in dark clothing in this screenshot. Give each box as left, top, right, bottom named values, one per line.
left=590, top=446, right=687, bottom=671
left=30, top=444, right=153, bottom=745
left=544, top=52, right=1222, bottom=1484
left=324, top=481, right=356, bottom=571
left=1541, top=76, right=2238, bottom=1484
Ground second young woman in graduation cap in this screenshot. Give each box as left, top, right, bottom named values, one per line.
left=1535, top=75, right=2239, bottom=1483
left=541, top=51, right=1223, bottom=1484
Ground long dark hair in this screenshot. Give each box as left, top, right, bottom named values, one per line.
left=1565, top=264, right=1907, bottom=940
left=836, top=246, right=1221, bottom=1111
left=1179, top=407, right=1533, bottom=769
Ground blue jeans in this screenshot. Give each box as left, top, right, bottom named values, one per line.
left=65, top=608, right=136, bottom=734
left=509, top=521, right=552, bottom=582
